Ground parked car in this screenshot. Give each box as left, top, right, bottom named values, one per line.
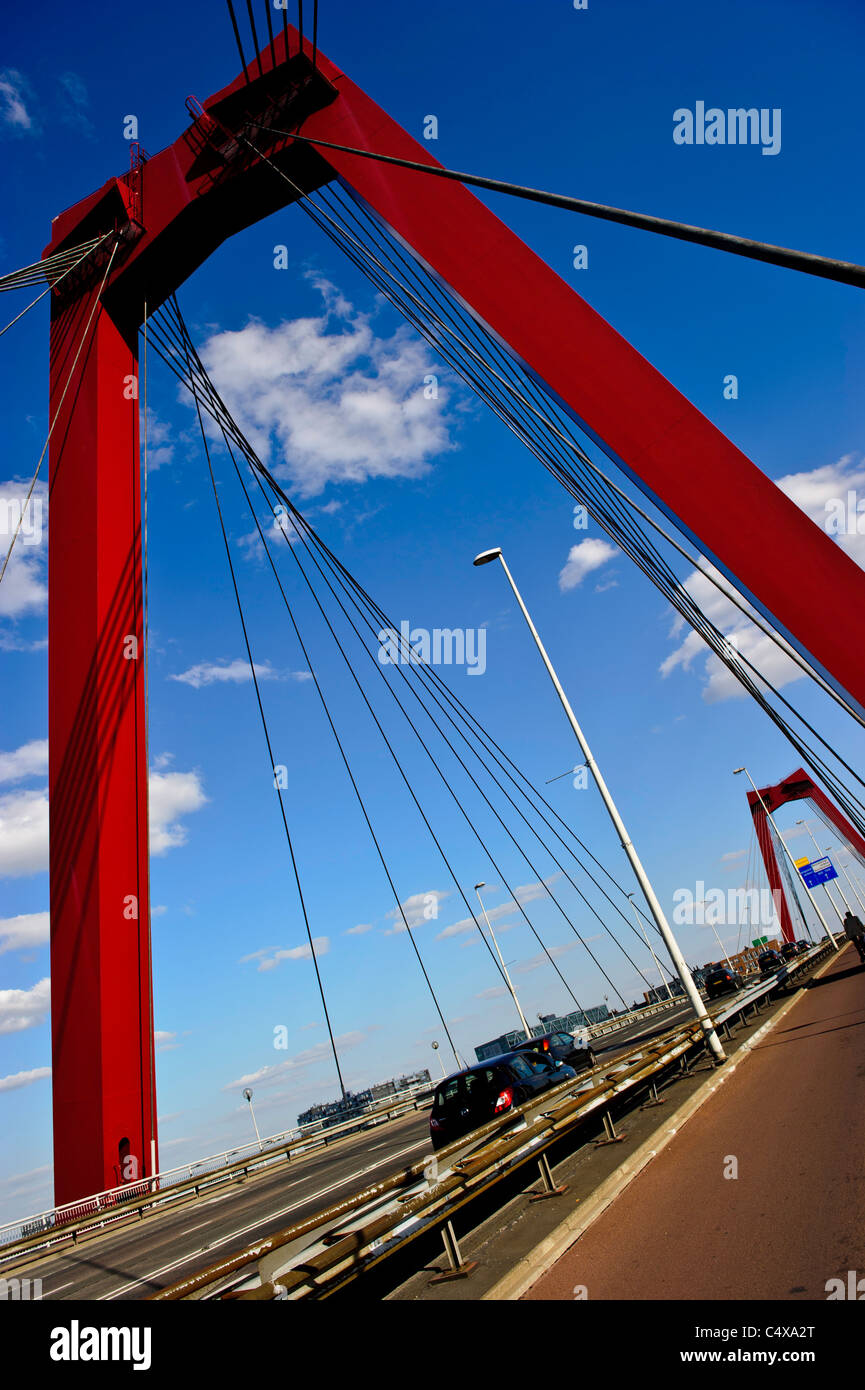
left=429, top=1051, right=577, bottom=1151
left=757, top=948, right=784, bottom=976
left=704, top=964, right=745, bottom=998
left=512, top=1028, right=596, bottom=1071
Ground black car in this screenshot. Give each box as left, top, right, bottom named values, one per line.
left=704, top=964, right=744, bottom=998
left=757, top=948, right=784, bottom=976
left=796, top=940, right=811, bottom=953
left=512, top=1028, right=596, bottom=1071
left=429, top=1050, right=577, bottom=1151
left=780, top=941, right=801, bottom=962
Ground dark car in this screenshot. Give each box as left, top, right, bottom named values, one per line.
left=757, top=948, right=784, bottom=976
left=780, top=941, right=801, bottom=962
left=512, top=1028, right=596, bottom=1072
left=704, top=964, right=744, bottom=998
left=429, top=1051, right=577, bottom=1151
left=796, top=940, right=811, bottom=953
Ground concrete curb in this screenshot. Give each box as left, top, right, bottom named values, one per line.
left=483, top=946, right=845, bottom=1302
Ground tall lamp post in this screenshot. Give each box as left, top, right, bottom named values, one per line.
left=431, top=1040, right=447, bottom=1079
left=474, top=881, right=532, bottom=1038
left=242, top=1087, right=263, bottom=1151
left=826, top=846, right=865, bottom=916
left=473, top=547, right=725, bottom=1064
left=627, top=892, right=673, bottom=1000
left=734, top=767, right=838, bottom=951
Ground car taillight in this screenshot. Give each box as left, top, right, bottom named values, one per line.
left=494, top=1088, right=513, bottom=1113
left=542, top=1039, right=549, bottom=1050
left=430, top=1116, right=442, bottom=1130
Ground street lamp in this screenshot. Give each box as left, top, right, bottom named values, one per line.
left=474, top=881, right=532, bottom=1038
left=242, top=1087, right=263, bottom=1151
left=430, top=1040, right=447, bottom=1078
left=627, top=892, right=673, bottom=1000
left=733, top=768, right=838, bottom=950
left=474, top=547, right=725, bottom=1063
left=824, top=844, right=865, bottom=916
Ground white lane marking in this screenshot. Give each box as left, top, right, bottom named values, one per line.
left=101, top=1136, right=430, bottom=1300
left=48, top=1281, right=75, bottom=1293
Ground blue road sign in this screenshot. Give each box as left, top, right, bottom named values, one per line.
left=798, top=855, right=838, bottom=889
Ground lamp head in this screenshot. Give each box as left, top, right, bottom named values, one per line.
left=473, top=547, right=502, bottom=567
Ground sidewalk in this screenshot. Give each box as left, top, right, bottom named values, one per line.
left=524, top=945, right=865, bottom=1300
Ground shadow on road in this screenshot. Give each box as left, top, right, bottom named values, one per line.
left=804, top=965, right=865, bottom=990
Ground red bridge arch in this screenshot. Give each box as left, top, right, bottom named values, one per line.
left=45, top=25, right=865, bottom=1203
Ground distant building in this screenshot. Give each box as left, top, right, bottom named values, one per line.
left=474, top=1005, right=610, bottom=1064
left=297, top=1070, right=430, bottom=1130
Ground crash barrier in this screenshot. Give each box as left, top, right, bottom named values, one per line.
left=152, top=942, right=834, bottom=1300
left=0, top=1081, right=433, bottom=1266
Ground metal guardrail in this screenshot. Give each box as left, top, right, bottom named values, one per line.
left=153, top=941, right=833, bottom=1301
left=0, top=997, right=700, bottom=1262
left=588, top=995, right=683, bottom=1038
left=0, top=1081, right=432, bottom=1266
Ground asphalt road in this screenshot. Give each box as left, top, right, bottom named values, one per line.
left=4, top=1001, right=696, bottom=1300
left=525, top=944, right=865, bottom=1300
left=12, top=1108, right=431, bottom=1300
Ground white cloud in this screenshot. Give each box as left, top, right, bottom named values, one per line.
left=558, top=538, right=618, bottom=592
left=170, top=659, right=277, bottom=688
left=143, top=409, right=176, bottom=473
left=0, top=70, right=34, bottom=131
left=345, top=922, right=374, bottom=935
left=0, top=759, right=205, bottom=874
left=436, top=876, right=560, bottom=940
left=240, top=937, right=330, bottom=972
left=58, top=72, right=93, bottom=138
left=0, top=977, right=50, bottom=1034
left=385, top=889, right=450, bottom=934
left=660, top=455, right=865, bottom=702
left=0, top=739, right=48, bottom=785
left=0, top=911, right=49, bottom=955
left=155, top=1030, right=179, bottom=1052
left=223, top=1028, right=369, bottom=1091
left=0, top=787, right=49, bottom=877
left=199, top=282, right=456, bottom=497
left=147, top=767, right=208, bottom=855
left=0, top=1066, right=50, bottom=1093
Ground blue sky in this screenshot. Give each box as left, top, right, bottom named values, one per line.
left=2, top=0, right=865, bottom=1221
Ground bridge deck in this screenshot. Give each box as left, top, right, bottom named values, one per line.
left=524, top=944, right=865, bottom=1301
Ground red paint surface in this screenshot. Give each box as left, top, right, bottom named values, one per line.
left=747, top=768, right=865, bottom=944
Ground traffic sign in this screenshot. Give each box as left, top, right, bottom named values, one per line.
left=795, top=855, right=838, bottom=889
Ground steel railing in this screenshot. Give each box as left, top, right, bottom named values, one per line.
left=0, top=1081, right=433, bottom=1265
left=152, top=942, right=833, bottom=1301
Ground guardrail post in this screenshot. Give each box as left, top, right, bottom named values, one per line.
left=640, top=1080, right=665, bottom=1110
left=594, top=1109, right=626, bottom=1146
left=429, top=1221, right=478, bottom=1283
left=529, top=1152, right=568, bottom=1201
